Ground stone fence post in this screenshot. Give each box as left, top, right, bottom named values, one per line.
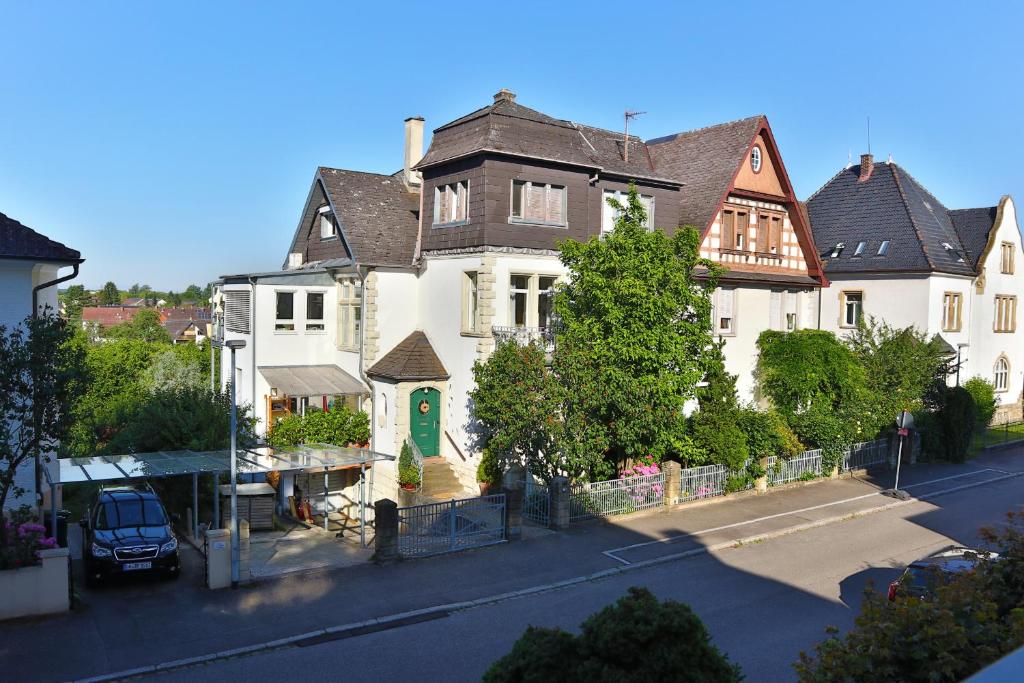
left=549, top=476, right=570, bottom=530
left=662, top=461, right=681, bottom=506
left=374, top=499, right=399, bottom=562
left=502, top=488, right=522, bottom=541
left=755, top=458, right=768, bottom=493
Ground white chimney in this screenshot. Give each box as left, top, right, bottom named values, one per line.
left=404, top=116, right=424, bottom=187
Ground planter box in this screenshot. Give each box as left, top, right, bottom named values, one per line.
left=0, top=547, right=70, bottom=621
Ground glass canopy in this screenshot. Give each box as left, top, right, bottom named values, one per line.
left=51, top=444, right=394, bottom=485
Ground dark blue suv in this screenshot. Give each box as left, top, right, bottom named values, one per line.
left=80, top=485, right=180, bottom=584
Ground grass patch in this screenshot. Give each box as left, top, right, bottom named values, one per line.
left=970, top=421, right=1024, bottom=455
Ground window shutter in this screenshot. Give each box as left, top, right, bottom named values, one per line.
left=718, top=288, right=733, bottom=318
left=546, top=186, right=563, bottom=224
left=602, top=191, right=616, bottom=233
left=224, top=291, right=251, bottom=334
left=769, top=290, right=782, bottom=330
left=526, top=184, right=546, bottom=222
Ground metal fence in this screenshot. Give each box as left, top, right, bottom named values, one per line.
left=397, top=493, right=506, bottom=558
left=569, top=472, right=665, bottom=522
left=522, top=480, right=550, bottom=527
left=677, top=463, right=732, bottom=503
left=767, top=449, right=823, bottom=486
left=843, top=439, right=890, bottom=472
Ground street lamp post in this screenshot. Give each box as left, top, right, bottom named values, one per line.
left=225, top=339, right=246, bottom=588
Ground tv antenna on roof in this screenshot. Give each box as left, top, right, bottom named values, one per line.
left=867, top=115, right=871, bottom=155
left=624, top=109, right=646, bottom=163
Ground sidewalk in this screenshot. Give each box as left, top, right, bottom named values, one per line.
left=1, top=451, right=1019, bottom=682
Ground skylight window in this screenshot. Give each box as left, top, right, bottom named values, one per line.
left=830, top=243, right=845, bottom=258
left=877, top=240, right=891, bottom=256
left=941, top=242, right=966, bottom=263
left=853, top=241, right=866, bottom=257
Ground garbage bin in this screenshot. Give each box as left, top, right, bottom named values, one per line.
left=44, top=509, right=70, bottom=548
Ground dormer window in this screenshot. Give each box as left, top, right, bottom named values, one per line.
left=318, top=206, right=336, bottom=240
left=877, top=240, right=891, bottom=256
left=750, top=146, right=762, bottom=173
left=433, top=181, right=470, bottom=227
left=511, top=180, right=566, bottom=227
left=853, top=241, right=866, bottom=257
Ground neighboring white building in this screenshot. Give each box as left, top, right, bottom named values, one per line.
left=0, top=211, right=83, bottom=513
left=217, top=91, right=829, bottom=497
left=808, top=155, right=1024, bottom=422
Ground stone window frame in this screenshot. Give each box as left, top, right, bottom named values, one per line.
left=461, top=271, right=482, bottom=335
left=995, top=294, right=1018, bottom=333
left=994, top=354, right=1010, bottom=393
left=942, top=291, right=963, bottom=332
left=1001, top=242, right=1015, bottom=274
left=508, top=272, right=560, bottom=330
left=433, top=180, right=470, bottom=228
left=840, top=290, right=864, bottom=328
left=274, top=290, right=296, bottom=333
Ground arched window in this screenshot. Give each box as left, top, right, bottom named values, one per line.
left=994, top=355, right=1010, bottom=392
left=750, top=146, right=762, bottom=173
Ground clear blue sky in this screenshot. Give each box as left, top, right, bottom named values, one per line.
left=1, top=1, right=1021, bottom=290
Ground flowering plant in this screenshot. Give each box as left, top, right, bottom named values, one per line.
left=619, top=455, right=663, bottom=501
left=0, top=519, right=57, bottom=571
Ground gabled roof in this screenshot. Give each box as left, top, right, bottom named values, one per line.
left=415, top=94, right=675, bottom=183
left=647, top=116, right=764, bottom=229
left=949, top=206, right=998, bottom=270
left=806, top=161, right=979, bottom=276
left=81, top=306, right=140, bottom=327
left=0, top=212, right=82, bottom=263
left=367, top=331, right=449, bottom=381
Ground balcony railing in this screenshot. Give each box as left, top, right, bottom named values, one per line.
left=491, top=325, right=555, bottom=352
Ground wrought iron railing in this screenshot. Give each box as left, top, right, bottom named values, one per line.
left=843, top=439, right=890, bottom=471
left=569, top=472, right=665, bottom=522
left=491, top=325, right=555, bottom=352
left=677, top=463, right=734, bottom=503
left=397, top=493, right=506, bottom=558
left=767, top=450, right=823, bottom=486
left=521, top=478, right=550, bottom=526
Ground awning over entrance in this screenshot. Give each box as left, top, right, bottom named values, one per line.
left=258, top=364, right=365, bottom=396
left=50, top=444, right=393, bottom=485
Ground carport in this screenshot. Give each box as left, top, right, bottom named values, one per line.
left=46, top=444, right=395, bottom=548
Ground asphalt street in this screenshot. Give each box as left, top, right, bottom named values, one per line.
left=151, top=470, right=1024, bottom=682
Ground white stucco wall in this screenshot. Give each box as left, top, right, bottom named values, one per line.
left=819, top=273, right=933, bottom=338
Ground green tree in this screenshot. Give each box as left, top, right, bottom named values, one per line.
left=964, top=376, right=998, bottom=428
left=844, top=317, right=949, bottom=435
left=60, top=284, right=91, bottom=321
left=689, top=343, right=749, bottom=470
left=98, top=281, right=121, bottom=305
left=470, top=340, right=563, bottom=482
left=183, top=284, right=204, bottom=302
left=737, top=407, right=803, bottom=461
left=141, top=348, right=206, bottom=393
left=917, top=384, right=976, bottom=462
left=553, top=186, right=720, bottom=478
left=0, top=314, right=86, bottom=537
left=128, top=283, right=142, bottom=297
left=106, top=309, right=171, bottom=343
left=484, top=587, right=742, bottom=683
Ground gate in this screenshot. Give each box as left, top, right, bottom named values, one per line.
left=397, top=493, right=506, bottom=558
left=522, top=480, right=550, bottom=527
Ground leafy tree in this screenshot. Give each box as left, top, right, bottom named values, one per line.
left=917, top=384, right=976, bottom=463
left=106, top=309, right=171, bottom=343
left=964, top=376, right=998, bottom=428
left=553, top=186, right=720, bottom=478
left=183, top=284, right=204, bottom=302
left=844, top=318, right=949, bottom=435
left=98, top=281, right=121, bottom=305
left=689, top=343, right=749, bottom=470
left=470, top=340, right=563, bottom=482
left=265, top=405, right=370, bottom=449
left=128, top=283, right=142, bottom=297
left=60, top=284, right=91, bottom=321
left=0, top=314, right=86, bottom=538
left=738, top=407, right=802, bottom=461
left=141, top=348, right=207, bottom=393
left=484, top=587, right=742, bottom=683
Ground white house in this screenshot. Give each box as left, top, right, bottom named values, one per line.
left=216, top=90, right=828, bottom=498
left=807, top=155, right=1024, bottom=422
left=0, top=211, right=83, bottom=513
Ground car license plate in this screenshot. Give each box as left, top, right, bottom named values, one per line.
left=122, top=562, right=152, bottom=571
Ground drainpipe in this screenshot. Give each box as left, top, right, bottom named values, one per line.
left=31, top=262, right=81, bottom=522
left=355, top=265, right=376, bottom=451
left=249, top=277, right=257, bottom=437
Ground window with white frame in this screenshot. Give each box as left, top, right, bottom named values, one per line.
left=842, top=291, right=863, bottom=327
left=337, top=279, right=362, bottom=349
left=318, top=206, right=336, bottom=239
left=306, top=291, right=325, bottom=332
left=507, top=274, right=559, bottom=329
left=462, top=271, right=480, bottom=334
left=538, top=276, right=557, bottom=331
left=275, top=291, right=295, bottom=332
left=942, top=292, right=963, bottom=332
left=601, top=190, right=654, bottom=234
left=714, top=287, right=736, bottom=335
left=433, top=181, right=469, bottom=226
left=995, top=295, right=1017, bottom=333
left=994, top=356, right=1009, bottom=392
left=511, top=181, right=566, bottom=226
left=510, top=275, right=530, bottom=327
left=770, top=290, right=799, bottom=331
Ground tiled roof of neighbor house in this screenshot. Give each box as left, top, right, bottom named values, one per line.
left=162, top=319, right=201, bottom=339
left=647, top=116, right=765, bottom=229
left=318, top=168, right=420, bottom=267
left=949, top=206, right=998, bottom=270
left=0, top=211, right=82, bottom=263
left=806, top=160, right=979, bottom=276
left=416, top=93, right=673, bottom=183
left=81, top=306, right=140, bottom=327
left=367, top=331, right=449, bottom=381
left=122, top=297, right=146, bottom=307
left=161, top=306, right=212, bottom=321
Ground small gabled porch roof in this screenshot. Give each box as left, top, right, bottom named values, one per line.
left=367, top=331, right=449, bottom=381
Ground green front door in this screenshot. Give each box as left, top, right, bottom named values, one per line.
left=410, top=387, right=441, bottom=456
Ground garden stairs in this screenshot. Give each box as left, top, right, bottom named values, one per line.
left=420, top=457, right=470, bottom=501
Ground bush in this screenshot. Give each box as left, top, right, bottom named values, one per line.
left=964, top=376, right=998, bottom=427
left=266, top=404, right=370, bottom=449
left=484, top=587, right=742, bottom=683
left=788, top=402, right=861, bottom=472
left=0, top=509, right=58, bottom=571
left=738, top=407, right=803, bottom=461
left=398, top=440, right=420, bottom=489
left=917, top=384, right=977, bottom=462
left=476, top=447, right=502, bottom=485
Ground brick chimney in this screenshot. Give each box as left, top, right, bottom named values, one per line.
left=493, top=88, right=516, bottom=104
left=858, top=153, right=874, bottom=182
left=403, top=116, right=424, bottom=187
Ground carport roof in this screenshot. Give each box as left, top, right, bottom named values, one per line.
left=51, top=444, right=394, bottom=485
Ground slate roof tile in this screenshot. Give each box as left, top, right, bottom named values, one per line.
left=949, top=206, right=998, bottom=270
left=0, top=212, right=81, bottom=263
left=367, top=331, right=449, bottom=381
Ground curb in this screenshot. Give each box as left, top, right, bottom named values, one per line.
left=75, top=470, right=1020, bottom=682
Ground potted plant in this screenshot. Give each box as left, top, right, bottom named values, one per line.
left=398, top=440, right=420, bottom=491
left=476, top=447, right=502, bottom=495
